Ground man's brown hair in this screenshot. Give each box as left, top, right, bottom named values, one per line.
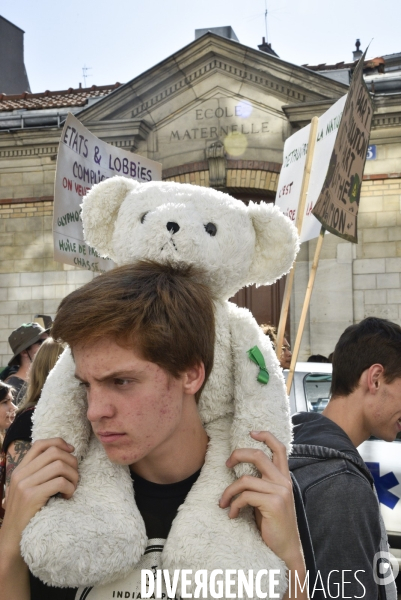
left=52, top=261, right=215, bottom=399
left=331, top=317, right=401, bottom=398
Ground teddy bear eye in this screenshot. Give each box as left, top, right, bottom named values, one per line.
left=205, top=223, right=217, bottom=236
left=140, top=212, right=149, bottom=224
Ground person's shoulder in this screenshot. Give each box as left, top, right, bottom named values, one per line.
left=4, top=375, right=24, bottom=386
left=3, top=408, right=35, bottom=454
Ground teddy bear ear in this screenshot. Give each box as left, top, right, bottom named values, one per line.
left=246, top=201, right=300, bottom=286
left=81, top=176, right=139, bottom=258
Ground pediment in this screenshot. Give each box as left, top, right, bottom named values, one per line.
left=78, top=33, right=348, bottom=127
left=76, top=34, right=348, bottom=169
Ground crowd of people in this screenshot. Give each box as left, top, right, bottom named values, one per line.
left=0, top=268, right=400, bottom=600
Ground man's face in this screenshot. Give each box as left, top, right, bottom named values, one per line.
left=280, top=339, right=292, bottom=370
left=368, top=376, right=401, bottom=442
left=25, top=333, right=49, bottom=362
left=73, top=338, right=189, bottom=466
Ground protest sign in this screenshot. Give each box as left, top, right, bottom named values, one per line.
left=53, top=113, right=162, bottom=272
left=275, top=95, right=346, bottom=243
left=312, top=52, right=374, bottom=242
left=275, top=124, right=310, bottom=231
left=302, top=95, right=347, bottom=242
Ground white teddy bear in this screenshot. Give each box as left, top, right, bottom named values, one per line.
left=22, top=178, right=299, bottom=596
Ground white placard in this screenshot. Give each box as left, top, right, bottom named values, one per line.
left=275, top=124, right=310, bottom=229
left=53, top=113, right=162, bottom=272
left=275, top=95, right=347, bottom=243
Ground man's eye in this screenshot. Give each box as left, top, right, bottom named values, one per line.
left=114, top=378, right=131, bottom=386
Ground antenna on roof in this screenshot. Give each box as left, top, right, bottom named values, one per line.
left=82, top=65, right=92, bottom=88
left=264, top=0, right=268, bottom=39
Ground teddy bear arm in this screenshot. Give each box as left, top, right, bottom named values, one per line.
left=227, top=304, right=292, bottom=476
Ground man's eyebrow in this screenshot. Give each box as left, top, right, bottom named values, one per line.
left=74, top=370, right=142, bottom=383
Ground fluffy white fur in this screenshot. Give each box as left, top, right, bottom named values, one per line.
left=21, top=178, right=299, bottom=596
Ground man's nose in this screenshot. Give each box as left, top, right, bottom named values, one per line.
left=86, top=386, right=115, bottom=422
left=166, top=221, right=180, bottom=234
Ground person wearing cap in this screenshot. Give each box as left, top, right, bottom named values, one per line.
left=5, top=324, right=49, bottom=405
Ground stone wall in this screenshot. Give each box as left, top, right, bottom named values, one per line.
left=291, top=175, right=401, bottom=361
left=0, top=198, right=93, bottom=368
left=354, top=176, right=401, bottom=323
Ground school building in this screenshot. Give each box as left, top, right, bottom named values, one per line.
left=0, top=18, right=400, bottom=365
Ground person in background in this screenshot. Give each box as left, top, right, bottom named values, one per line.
left=3, top=338, right=63, bottom=491
left=280, top=337, right=292, bottom=370
left=290, top=317, right=401, bottom=599
left=260, top=324, right=292, bottom=370
left=0, top=382, right=16, bottom=452
left=4, top=323, right=49, bottom=405
left=260, top=323, right=277, bottom=348
left=0, top=382, right=16, bottom=525
left=307, top=354, right=329, bottom=363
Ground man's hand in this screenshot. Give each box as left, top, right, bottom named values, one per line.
left=3, top=437, right=78, bottom=534
left=0, top=438, right=79, bottom=600
left=219, top=431, right=304, bottom=570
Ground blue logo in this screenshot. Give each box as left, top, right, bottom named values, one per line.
left=366, top=462, right=399, bottom=509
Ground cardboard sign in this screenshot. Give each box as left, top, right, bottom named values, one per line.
left=275, top=95, right=346, bottom=243
left=312, top=52, right=374, bottom=242
left=53, top=114, right=162, bottom=272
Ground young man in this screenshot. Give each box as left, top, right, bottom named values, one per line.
left=0, top=261, right=306, bottom=600
left=290, top=317, right=400, bottom=600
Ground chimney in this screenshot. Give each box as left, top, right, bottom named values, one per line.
left=258, top=37, right=279, bottom=58
left=0, top=16, right=31, bottom=94
left=353, top=39, right=363, bottom=62
left=195, top=26, right=239, bottom=42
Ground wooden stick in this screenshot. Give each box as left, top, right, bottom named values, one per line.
left=276, top=116, right=319, bottom=361
left=286, top=226, right=326, bottom=395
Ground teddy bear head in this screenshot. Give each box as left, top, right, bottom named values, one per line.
left=82, top=177, right=299, bottom=299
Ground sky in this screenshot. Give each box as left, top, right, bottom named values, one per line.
left=2, top=0, right=401, bottom=94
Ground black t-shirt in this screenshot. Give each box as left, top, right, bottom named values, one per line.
left=131, top=468, right=201, bottom=539
left=3, top=407, right=34, bottom=455
left=29, top=467, right=200, bottom=600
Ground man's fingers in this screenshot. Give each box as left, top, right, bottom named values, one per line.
left=16, top=460, right=79, bottom=496
left=226, top=490, right=287, bottom=519
left=226, top=447, right=291, bottom=487
left=16, top=438, right=75, bottom=470
left=250, top=431, right=290, bottom=477
left=14, top=442, right=78, bottom=482
left=219, top=475, right=285, bottom=509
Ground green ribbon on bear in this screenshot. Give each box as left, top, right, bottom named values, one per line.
left=247, top=345, right=269, bottom=384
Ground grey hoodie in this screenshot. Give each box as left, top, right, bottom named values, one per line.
left=289, top=411, right=396, bottom=600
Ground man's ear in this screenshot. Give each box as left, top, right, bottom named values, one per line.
left=81, top=176, right=139, bottom=258
left=183, top=363, right=205, bottom=396
left=367, top=363, right=385, bottom=393
left=246, top=201, right=300, bottom=286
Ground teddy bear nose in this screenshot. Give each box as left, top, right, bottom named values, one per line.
left=166, top=222, right=180, bottom=234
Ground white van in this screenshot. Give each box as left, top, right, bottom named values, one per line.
left=287, top=362, right=401, bottom=567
